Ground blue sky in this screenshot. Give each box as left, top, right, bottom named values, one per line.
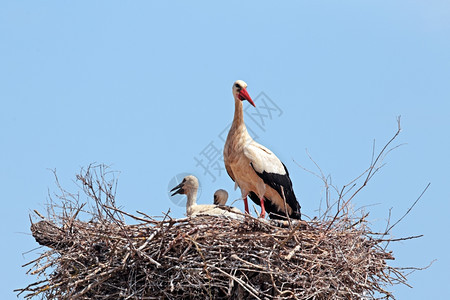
left=1, top=1, right=449, bottom=298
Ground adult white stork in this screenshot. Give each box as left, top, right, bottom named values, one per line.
left=223, top=80, right=301, bottom=220
left=170, top=175, right=242, bottom=217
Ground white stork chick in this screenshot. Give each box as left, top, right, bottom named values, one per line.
left=213, top=189, right=242, bottom=214
left=213, top=189, right=228, bottom=205
left=170, top=175, right=242, bottom=218
left=223, top=80, right=302, bottom=220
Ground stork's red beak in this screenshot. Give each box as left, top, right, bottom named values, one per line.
left=238, top=88, right=255, bottom=107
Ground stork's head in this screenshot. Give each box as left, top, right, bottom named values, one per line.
left=232, top=80, right=255, bottom=107
left=170, top=175, right=199, bottom=196
left=213, top=189, right=229, bottom=205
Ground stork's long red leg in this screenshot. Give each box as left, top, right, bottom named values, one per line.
left=244, top=196, right=250, bottom=214
left=259, top=197, right=266, bottom=218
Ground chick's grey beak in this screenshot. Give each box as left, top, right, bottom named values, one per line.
left=170, top=182, right=185, bottom=196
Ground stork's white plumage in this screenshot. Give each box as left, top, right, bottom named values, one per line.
left=223, top=80, right=301, bottom=220
left=170, top=175, right=242, bottom=218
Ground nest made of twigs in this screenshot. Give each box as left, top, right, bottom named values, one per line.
left=18, top=205, right=408, bottom=300
left=18, top=130, right=424, bottom=300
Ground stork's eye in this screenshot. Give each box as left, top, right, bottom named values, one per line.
left=235, top=84, right=240, bottom=88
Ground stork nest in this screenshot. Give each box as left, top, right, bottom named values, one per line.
left=16, top=158, right=421, bottom=299
left=18, top=205, right=412, bottom=300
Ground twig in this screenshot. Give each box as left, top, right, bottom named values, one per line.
left=386, top=183, right=430, bottom=233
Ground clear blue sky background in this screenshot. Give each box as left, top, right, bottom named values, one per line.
left=1, top=1, right=449, bottom=299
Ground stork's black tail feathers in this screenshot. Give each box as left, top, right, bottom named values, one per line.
left=248, top=192, right=302, bottom=220
left=249, top=162, right=302, bottom=220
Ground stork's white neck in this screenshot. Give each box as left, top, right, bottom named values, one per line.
left=225, top=96, right=252, bottom=149
left=231, top=96, right=252, bottom=135
left=185, top=189, right=197, bottom=209
left=232, top=97, right=244, bottom=127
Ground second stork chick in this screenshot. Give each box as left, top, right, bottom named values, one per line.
left=213, top=189, right=242, bottom=214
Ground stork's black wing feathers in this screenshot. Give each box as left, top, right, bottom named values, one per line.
left=250, top=162, right=301, bottom=220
